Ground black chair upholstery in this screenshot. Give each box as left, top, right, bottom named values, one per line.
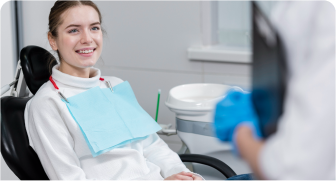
left=20, top=45, right=58, bottom=95
left=179, top=154, right=236, bottom=178
left=1, top=45, right=237, bottom=180
left=1, top=96, right=49, bottom=180
left=1, top=45, right=55, bottom=179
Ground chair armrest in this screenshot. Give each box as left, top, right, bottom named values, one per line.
left=179, top=154, right=237, bottom=178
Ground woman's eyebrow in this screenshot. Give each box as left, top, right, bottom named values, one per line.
left=65, top=24, right=80, bottom=29
left=65, top=22, right=100, bottom=29
left=90, top=22, right=101, bottom=26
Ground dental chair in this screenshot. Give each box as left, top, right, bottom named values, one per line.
left=1, top=45, right=237, bottom=180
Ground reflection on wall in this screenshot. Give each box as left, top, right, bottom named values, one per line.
left=218, top=1, right=277, bottom=48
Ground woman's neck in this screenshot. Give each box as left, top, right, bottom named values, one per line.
left=58, top=61, right=92, bottom=78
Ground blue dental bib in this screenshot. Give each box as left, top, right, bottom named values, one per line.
left=62, top=81, right=161, bottom=157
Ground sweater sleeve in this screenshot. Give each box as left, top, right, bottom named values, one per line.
left=142, top=133, right=190, bottom=178
left=26, top=95, right=87, bottom=180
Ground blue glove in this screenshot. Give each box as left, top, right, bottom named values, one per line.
left=213, top=89, right=262, bottom=156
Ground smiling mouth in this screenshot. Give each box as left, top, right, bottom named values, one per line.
left=76, top=48, right=96, bottom=54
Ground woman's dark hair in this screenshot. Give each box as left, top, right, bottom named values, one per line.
left=48, top=0, right=105, bottom=73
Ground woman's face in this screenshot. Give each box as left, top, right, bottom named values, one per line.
left=50, top=5, right=103, bottom=69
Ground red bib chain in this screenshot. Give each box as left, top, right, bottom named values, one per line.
left=49, top=76, right=111, bottom=103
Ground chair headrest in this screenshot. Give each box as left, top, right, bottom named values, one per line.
left=20, top=45, right=58, bottom=95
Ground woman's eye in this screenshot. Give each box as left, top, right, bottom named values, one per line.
left=69, top=29, right=78, bottom=33
left=92, top=27, right=100, bottom=31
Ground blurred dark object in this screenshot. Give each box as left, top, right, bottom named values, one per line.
left=252, top=2, right=287, bottom=138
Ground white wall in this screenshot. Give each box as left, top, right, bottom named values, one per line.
left=1, top=1, right=16, bottom=95
left=1, top=1, right=20, bottom=180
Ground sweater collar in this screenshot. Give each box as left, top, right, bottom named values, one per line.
left=51, top=64, right=101, bottom=89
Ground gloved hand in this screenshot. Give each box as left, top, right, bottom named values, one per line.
left=213, top=88, right=262, bottom=156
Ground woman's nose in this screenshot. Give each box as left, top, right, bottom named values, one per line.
left=80, top=30, right=93, bottom=44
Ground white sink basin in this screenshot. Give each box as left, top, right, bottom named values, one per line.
left=164, top=83, right=251, bottom=177
left=165, top=83, right=232, bottom=111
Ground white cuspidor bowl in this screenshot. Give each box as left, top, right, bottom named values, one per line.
left=165, top=84, right=252, bottom=175
left=165, top=83, right=237, bottom=122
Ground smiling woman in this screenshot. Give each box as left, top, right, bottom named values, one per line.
left=23, top=0, right=204, bottom=180
left=47, top=1, right=103, bottom=78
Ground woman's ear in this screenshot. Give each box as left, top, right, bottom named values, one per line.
left=48, top=32, right=58, bottom=51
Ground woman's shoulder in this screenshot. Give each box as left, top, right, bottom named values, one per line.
left=101, top=76, right=124, bottom=87
left=28, top=81, right=65, bottom=110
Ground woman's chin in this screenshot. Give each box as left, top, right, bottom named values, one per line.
left=78, top=60, right=97, bottom=68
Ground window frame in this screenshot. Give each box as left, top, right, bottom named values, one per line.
left=187, top=1, right=252, bottom=63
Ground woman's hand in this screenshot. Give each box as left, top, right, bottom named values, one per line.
left=191, top=174, right=203, bottom=180
left=165, top=171, right=200, bottom=180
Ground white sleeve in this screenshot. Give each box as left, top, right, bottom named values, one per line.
left=142, top=134, right=190, bottom=178
left=27, top=96, right=87, bottom=180
left=259, top=2, right=335, bottom=179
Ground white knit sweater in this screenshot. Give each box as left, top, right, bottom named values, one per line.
left=24, top=65, right=189, bottom=180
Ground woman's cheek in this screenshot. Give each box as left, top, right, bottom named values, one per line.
left=95, top=32, right=103, bottom=45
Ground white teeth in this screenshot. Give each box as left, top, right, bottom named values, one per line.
left=78, top=49, right=93, bottom=54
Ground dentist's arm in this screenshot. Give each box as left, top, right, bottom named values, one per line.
left=235, top=125, right=266, bottom=179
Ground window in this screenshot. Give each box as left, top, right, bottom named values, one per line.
left=188, top=1, right=277, bottom=63
left=219, top=1, right=276, bottom=48
left=218, top=1, right=251, bottom=49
